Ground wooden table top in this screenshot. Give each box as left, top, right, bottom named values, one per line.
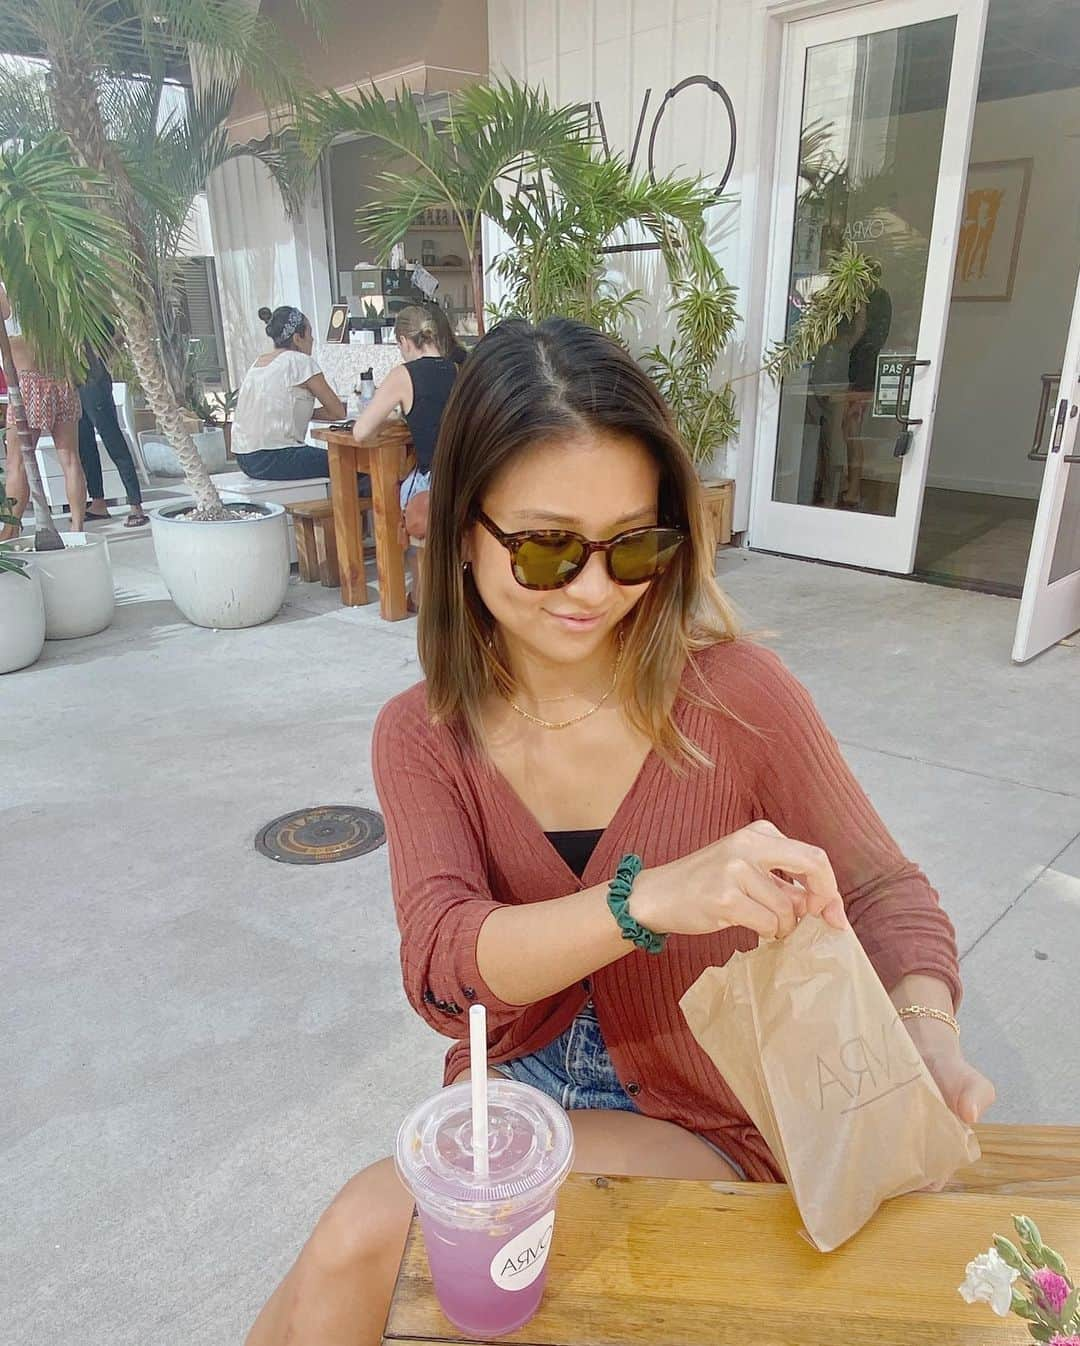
left=310, top=420, right=411, bottom=451
left=384, top=1124, right=1080, bottom=1346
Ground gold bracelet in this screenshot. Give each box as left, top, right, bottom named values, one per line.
left=898, top=1004, right=960, bottom=1036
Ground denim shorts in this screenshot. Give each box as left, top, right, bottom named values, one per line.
left=492, top=1002, right=748, bottom=1179
left=492, top=1002, right=638, bottom=1112
left=400, top=468, right=431, bottom=510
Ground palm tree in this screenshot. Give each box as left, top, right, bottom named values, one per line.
left=491, top=149, right=725, bottom=336
left=0, top=0, right=317, bottom=519
left=299, top=78, right=598, bottom=335
left=0, top=133, right=134, bottom=548
left=0, top=58, right=303, bottom=412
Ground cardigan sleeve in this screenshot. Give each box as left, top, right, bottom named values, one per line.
left=372, top=690, right=522, bottom=1038
left=721, top=644, right=962, bottom=1007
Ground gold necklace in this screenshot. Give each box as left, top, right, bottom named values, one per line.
left=505, top=637, right=623, bottom=731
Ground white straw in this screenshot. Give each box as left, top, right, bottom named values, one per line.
left=469, top=1003, right=490, bottom=1179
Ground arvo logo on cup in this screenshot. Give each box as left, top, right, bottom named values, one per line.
left=490, top=1211, right=556, bottom=1292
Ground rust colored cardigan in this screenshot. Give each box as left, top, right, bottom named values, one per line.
left=372, top=640, right=960, bottom=1181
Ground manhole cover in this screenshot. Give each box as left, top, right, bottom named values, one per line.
left=255, top=805, right=385, bottom=865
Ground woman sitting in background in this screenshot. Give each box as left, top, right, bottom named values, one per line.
left=350, top=304, right=461, bottom=608
left=232, top=305, right=360, bottom=487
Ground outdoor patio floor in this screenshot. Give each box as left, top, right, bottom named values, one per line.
left=5, top=537, right=1079, bottom=1345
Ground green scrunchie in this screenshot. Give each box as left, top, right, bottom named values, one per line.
left=606, top=853, right=666, bottom=955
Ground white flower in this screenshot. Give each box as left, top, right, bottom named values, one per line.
left=958, top=1248, right=1020, bottom=1317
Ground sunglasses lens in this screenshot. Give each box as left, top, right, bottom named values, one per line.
left=610, top=529, right=686, bottom=583
left=513, top=534, right=588, bottom=589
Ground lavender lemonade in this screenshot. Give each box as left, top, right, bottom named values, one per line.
left=395, top=1080, right=574, bottom=1338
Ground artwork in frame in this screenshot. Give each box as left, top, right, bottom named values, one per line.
left=325, top=302, right=350, bottom=343
left=952, top=158, right=1032, bottom=302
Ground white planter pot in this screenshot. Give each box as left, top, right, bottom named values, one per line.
left=141, top=427, right=228, bottom=477
left=0, top=563, right=46, bottom=672
left=20, top=532, right=115, bottom=639
left=150, top=501, right=289, bottom=629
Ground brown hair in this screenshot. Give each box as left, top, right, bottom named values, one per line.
left=418, top=317, right=740, bottom=763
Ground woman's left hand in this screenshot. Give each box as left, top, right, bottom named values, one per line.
left=906, top=1017, right=996, bottom=1124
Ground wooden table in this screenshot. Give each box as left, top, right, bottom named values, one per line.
left=385, top=1124, right=1080, bottom=1346
left=311, top=423, right=413, bottom=619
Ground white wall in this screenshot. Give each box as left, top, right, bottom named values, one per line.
left=929, top=85, right=1080, bottom=499
left=488, top=0, right=757, bottom=507
left=205, top=157, right=333, bottom=387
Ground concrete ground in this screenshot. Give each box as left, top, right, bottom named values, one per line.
left=5, top=538, right=1079, bottom=1346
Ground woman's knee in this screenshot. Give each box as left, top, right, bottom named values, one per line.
left=306, top=1157, right=413, bottom=1276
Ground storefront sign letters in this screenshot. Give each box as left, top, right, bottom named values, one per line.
left=574, top=75, right=738, bottom=255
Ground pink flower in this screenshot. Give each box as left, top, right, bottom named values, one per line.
left=1033, top=1270, right=1072, bottom=1316
left=1047, top=1337, right=1080, bottom=1346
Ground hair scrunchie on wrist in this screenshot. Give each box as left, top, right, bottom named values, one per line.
left=606, top=854, right=666, bottom=955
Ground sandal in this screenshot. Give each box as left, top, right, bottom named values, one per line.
left=125, top=510, right=150, bottom=528
left=84, top=508, right=111, bottom=522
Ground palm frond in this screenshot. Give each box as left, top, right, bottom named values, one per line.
left=763, top=243, right=881, bottom=383
left=0, top=133, right=134, bottom=380
left=0, top=59, right=54, bottom=144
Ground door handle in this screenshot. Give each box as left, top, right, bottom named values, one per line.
left=892, top=357, right=930, bottom=457
left=1027, top=373, right=1061, bottom=461
left=894, top=358, right=931, bottom=429
left=1055, top=396, right=1080, bottom=464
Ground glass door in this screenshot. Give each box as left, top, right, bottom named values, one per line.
left=751, top=0, right=989, bottom=572
left=1013, top=266, right=1080, bottom=662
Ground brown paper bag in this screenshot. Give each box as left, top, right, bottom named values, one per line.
left=680, top=916, right=980, bottom=1251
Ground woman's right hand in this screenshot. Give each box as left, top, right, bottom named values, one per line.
left=628, top=819, right=848, bottom=940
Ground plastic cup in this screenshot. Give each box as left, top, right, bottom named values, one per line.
left=395, top=1080, right=574, bottom=1339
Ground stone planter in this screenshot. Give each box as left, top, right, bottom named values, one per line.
left=140, top=427, right=228, bottom=477
left=150, top=501, right=289, bottom=629
left=18, top=532, right=115, bottom=639
left=0, top=562, right=46, bottom=672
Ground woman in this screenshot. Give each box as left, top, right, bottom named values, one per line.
left=0, top=282, right=86, bottom=539
left=232, top=305, right=351, bottom=483
left=350, top=305, right=459, bottom=606
left=245, top=319, right=994, bottom=1346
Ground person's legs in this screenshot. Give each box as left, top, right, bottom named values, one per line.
left=0, top=427, right=32, bottom=542
left=243, top=1075, right=737, bottom=1346
left=78, top=408, right=107, bottom=510
left=237, top=445, right=331, bottom=480
left=51, top=417, right=86, bottom=532
left=237, top=446, right=369, bottom=495
left=81, top=376, right=145, bottom=516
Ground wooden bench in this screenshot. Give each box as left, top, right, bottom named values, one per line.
left=285, top=497, right=372, bottom=588
left=384, top=1123, right=1080, bottom=1346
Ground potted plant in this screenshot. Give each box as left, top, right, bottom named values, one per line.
left=299, top=78, right=599, bottom=336
left=0, top=462, right=46, bottom=674
left=0, top=134, right=119, bottom=641
left=2, top=3, right=308, bottom=629
left=643, top=275, right=741, bottom=475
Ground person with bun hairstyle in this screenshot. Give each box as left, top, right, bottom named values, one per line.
left=350, top=304, right=461, bottom=609
left=232, top=305, right=362, bottom=488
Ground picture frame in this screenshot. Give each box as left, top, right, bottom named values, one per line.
left=952, top=158, right=1032, bottom=303
left=325, top=302, right=350, bottom=343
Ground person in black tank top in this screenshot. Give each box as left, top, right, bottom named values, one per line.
left=349, top=304, right=466, bottom=610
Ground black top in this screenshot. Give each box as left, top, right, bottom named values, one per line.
left=404, top=355, right=457, bottom=474
left=545, top=828, right=604, bottom=879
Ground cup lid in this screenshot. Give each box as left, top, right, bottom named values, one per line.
left=395, top=1080, right=573, bottom=1207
